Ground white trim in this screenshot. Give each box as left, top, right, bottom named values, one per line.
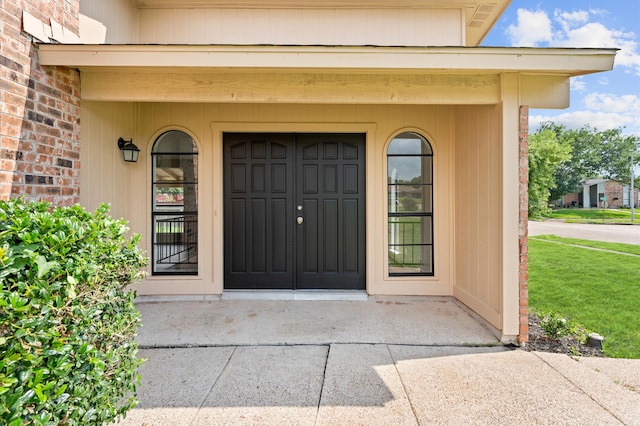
left=210, top=122, right=377, bottom=295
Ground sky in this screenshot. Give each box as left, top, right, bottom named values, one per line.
left=482, top=0, right=640, bottom=137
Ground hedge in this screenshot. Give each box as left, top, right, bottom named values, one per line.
left=0, top=199, right=147, bottom=425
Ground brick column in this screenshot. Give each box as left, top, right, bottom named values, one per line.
left=518, top=105, right=529, bottom=343
left=1, top=1, right=81, bottom=205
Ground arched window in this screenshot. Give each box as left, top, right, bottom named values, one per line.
left=387, top=132, right=433, bottom=275
left=151, top=130, right=198, bottom=275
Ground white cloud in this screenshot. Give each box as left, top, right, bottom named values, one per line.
left=555, top=22, right=620, bottom=48
left=588, top=8, right=609, bottom=18
left=506, top=9, right=552, bottom=46
left=570, top=77, right=586, bottom=92
left=506, top=8, right=640, bottom=75
left=554, top=10, right=589, bottom=33
left=583, top=93, right=640, bottom=113
left=557, top=23, right=640, bottom=75
left=611, top=39, right=640, bottom=75
left=530, top=110, right=640, bottom=132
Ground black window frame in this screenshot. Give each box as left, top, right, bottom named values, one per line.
left=151, top=131, right=199, bottom=276
left=387, top=132, right=434, bottom=276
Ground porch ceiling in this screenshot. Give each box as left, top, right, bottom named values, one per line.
left=39, top=45, right=616, bottom=77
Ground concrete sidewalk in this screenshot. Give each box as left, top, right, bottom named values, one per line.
left=114, top=299, right=640, bottom=425
left=529, top=220, right=640, bottom=245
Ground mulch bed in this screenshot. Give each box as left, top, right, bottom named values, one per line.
left=525, top=313, right=604, bottom=357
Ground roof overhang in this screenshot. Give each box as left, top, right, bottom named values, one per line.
left=38, top=44, right=616, bottom=76
left=37, top=45, right=616, bottom=107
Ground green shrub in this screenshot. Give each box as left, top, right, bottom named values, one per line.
left=0, top=199, right=148, bottom=425
left=539, top=312, right=572, bottom=339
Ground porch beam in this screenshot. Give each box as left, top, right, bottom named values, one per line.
left=80, top=71, right=501, bottom=103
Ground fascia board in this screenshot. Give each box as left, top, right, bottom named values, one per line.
left=38, top=45, right=617, bottom=76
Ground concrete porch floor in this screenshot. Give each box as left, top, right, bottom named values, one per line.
left=134, top=295, right=499, bottom=347
left=114, top=296, right=640, bottom=425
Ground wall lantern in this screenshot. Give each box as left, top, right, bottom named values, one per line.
left=117, top=138, right=141, bottom=163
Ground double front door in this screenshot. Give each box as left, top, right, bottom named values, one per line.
left=223, top=133, right=366, bottom=290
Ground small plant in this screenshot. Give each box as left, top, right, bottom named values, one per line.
left=568, top=323, right=590, bottom=345
left=539, top=312, right=572, bottom=339
left=0, top=199, right=148, bottom=425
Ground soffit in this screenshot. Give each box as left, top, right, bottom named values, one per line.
left=38, top=45, right=616, bottom=77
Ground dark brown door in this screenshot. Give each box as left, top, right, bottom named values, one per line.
left=223, top=133, right=365, bottom=290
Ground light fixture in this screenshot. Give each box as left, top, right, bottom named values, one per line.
left=117, top=137, right=140, bottom=163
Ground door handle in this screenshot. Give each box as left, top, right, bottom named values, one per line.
left=297, top=216, right=304, bottom=225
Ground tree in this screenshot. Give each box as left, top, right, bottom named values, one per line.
left=540, top=123, right=599, bottom=200
left=535, top=123, right=640, bottom=202
left=528, top=128, right=571, bottom=217
left=599, top=129, right=640, bottom=183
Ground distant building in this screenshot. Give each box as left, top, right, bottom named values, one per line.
left=562, top=179, right=638, bottom=208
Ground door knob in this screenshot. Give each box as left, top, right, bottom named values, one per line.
left=297, top=216, right=304, bottom=225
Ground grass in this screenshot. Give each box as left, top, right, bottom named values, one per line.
left=388, top=216, right=426, bottom=269
left=547, top=208, right=640, bottom=224
left=529, top=236, right=640, bottom=358
left=531, top=235, right=640, bottom=256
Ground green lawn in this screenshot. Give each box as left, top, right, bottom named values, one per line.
left=548, top=208, right=640, bottom=224
left=388, top=216, right=425, bottom=269
left=529, top=236, right=640, bottom=358
left=531, top=235, right=640, bottom=256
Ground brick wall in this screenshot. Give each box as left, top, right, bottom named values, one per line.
left=0, top=1, right=81, bottom=205
left=562, top=192, right=579, bottom=207
left=518, top=105, right=529, bottom=343
left=604, top=180, right=624, bottom=208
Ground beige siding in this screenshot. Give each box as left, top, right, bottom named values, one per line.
left=453, top=104, right=503, bottom=329
left=80, top=102, right=135, bottom=221
left=80, top=0, right=139, bottom=43
left=138, top=8, right=464, bottom=46
left=80, top=102, right=455, bottom=296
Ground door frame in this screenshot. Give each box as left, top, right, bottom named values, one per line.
left=210, top=122, right=377, bottom=294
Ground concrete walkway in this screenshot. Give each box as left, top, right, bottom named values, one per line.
left=114, top=299, right=640, bottom=425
